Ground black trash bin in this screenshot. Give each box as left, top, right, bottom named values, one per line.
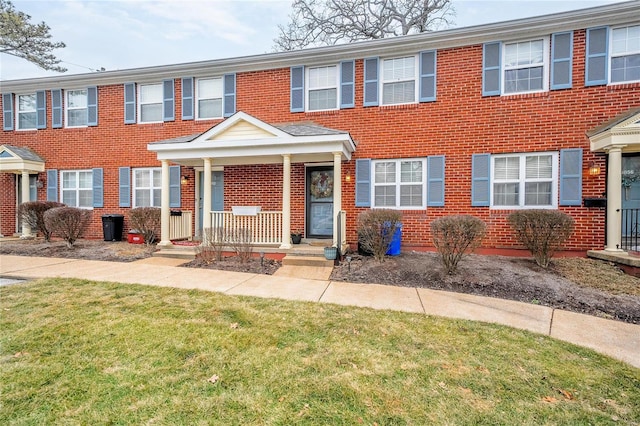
left=102, top=214, right=124, bottom=241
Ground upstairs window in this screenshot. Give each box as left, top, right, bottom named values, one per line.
left=133, top=168, right=161, bottom=207
left=491, top=152, right=557, bottom=208
left=307, top=65, right=338, bottom=111
left=138, top=83, right=163, bottom=123
left=611, top=24, right=640, bottom=83
left=196, top=77, right=223, bottom=119
left=66, top=89, right=88, bottom=127
left=61, top=170, right=93, bottom=208
left=503, top=39, right=547, bottom=93
left=16, top=94, right=36, bottom=130
left=381, top=56, right=417, bottom=105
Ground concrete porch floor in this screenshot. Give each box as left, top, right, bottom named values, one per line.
left=587, top=250, right=640, bottom=277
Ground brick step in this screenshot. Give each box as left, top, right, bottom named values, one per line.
left=282, top=255, right=333, bottom=268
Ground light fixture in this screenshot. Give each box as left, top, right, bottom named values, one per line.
left=588, top=161, right=601, bottom=176
left=180, top=175, right=189, bottom=185
left=35, top=179, right=43, bottom=188
left=345, top=174, right=351, bottom=182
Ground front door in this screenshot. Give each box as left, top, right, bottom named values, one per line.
left=306, top=167, right=333, bottom=238
left=16, top=175, right=37, bottom=233
left=197, top=171, right=224, bottom=236
left=622, top=155, right=640, bottom=238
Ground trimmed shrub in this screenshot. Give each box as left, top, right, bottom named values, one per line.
left=43, top=207, right=91, bottom=248
left=129, top=207, right=161, bottom=245
left=431, top=215, right=486, bottom=274
left=18, top=201, right=65, bottom=241
left=229, top=228, right=253, bottom=264
left=357, top=209, right=403, bottom=262
left=508, top=209, right=575, bottom=268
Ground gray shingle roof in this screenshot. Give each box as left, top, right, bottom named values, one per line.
left=149, top=133, right=203, bottom=145
left=273, top=122, right=348, bottom=137
left=1, top=145, right=45, bottom=162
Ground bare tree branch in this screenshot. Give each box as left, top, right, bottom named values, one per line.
left=274, top=0, right=454, bottom=51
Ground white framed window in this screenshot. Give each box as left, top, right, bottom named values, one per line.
left=133, top=168, right=161, bottom=207
left=381, top=56, right=417, bottom=105
left=491, top=152, right=558, bottom=209
left=66, top=89, right=88, bottom=127
left=61, top=170, right=93, bottom=208
left=503, top=38, right=549, bottom=94
left=16, top=93, right=36, bottom=130
left=196, top=77, right=223, bottom=119
left=372, top=158, right=425, bottom=209
left=138, top=83, right=163, bottom=123
left=610, top=24, right=640, bottom=83
left=306, top=65, right=338, bottom=111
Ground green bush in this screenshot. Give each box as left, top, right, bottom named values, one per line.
left=431, top=215, right=487, bottom=274
left=43, top=207, right=91, bottom=248
left=129, top=207, right=161, bottom=245
left=357, top=209, right=403, bottom=262
left=508, top=209, right=574, bottom=268
left=17, top=201, right=65, bottom=241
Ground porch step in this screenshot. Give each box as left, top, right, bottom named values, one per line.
left=282, top=255, right=333, bottom=268
left=153, top=245, right=197, bottom=260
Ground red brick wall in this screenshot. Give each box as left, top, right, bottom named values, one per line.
left=1, top=28, right=638, bottom=249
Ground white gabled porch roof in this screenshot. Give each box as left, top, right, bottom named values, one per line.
left=0, top=145, right=45, bottom=174
left=147, top=111, right=356, bottom=166
left=588, top=108, right=640, bottom=153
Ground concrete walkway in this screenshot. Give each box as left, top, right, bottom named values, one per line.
left=1, top=254, right=638, bottom=369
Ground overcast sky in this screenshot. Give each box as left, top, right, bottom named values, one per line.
left=0, top=0, right=629, bottom=81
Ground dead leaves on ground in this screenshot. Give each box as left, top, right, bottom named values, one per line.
left=542, top=388, right=575, bottom=403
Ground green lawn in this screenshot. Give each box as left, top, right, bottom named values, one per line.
left=1, top=278, right=638, bottom=425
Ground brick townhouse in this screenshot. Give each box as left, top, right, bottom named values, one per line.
left=1, top=1, right=639, bottom=256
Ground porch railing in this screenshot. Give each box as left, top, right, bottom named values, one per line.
left=620, top=208, right=640, bottom=251
left=169, top=210, right=193, bottom=241
left=209, top=211, right=283, bottom=245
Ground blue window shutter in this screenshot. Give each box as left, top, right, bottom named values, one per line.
left=92, top=168, right=103, bottom=208
left=212, top=171, right=224, bottom=211
left=419, top=50, right=437, bottom=102
left=223, top=73, right=236, bottom=117
left=36, top=90, right=46, bottom=129
left=551, top=32, right=573, bottom=90
left=119, top=167, right=131, bottom=207
left=163, top=79, right=175, bottom=122
left=560, top=148, right=583, bottom=206
left=482, top=42, right=501, bottom=96
left=124, top=83, right=136, bottom=124
left=290, top=66, right=304, bottom=112
left=363, top=57, right=379, bottom=107
left=586, top=27, right=608, bottom=86
left=340, top=60, right=355, bottom=109
left=51, top=89, right=63, bottom=128
left=169, top=165, right=180, bottom=208
left=472, top=154, right=491, bottom=206
left=181, top=77, right=194, bottom=120
left=427, top=156, right=445, bottom=207
left=87, top=86, right=98, bottom=126
left=355, top=159, right=371, bottom=207
left=2, top=93, right=14, bottom=131
left=47, top=169, right=58, bottom=202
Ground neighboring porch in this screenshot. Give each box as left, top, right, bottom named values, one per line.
left=0, top=145, right=45, bottom=238
left=149, top=111, right=355, bottom=256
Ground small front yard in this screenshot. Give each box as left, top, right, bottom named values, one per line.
left=1, top=279, right=639, bottom=424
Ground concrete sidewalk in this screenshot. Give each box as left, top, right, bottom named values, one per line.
left=1, top=254, right=638, bottom=369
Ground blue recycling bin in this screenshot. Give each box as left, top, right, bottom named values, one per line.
left=386, top=223, right=402, bottom=256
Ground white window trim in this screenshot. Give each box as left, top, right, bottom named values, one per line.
left=609, top=24, right=640, bottom=85
left=65, top=88, right=88, bottom=128
left=137, top=82, right=163, bottom=124
left=501, top=37, right=550, bottom=95
left=371, top=158, right=427, bottom=210
left=195, top=77, right=223, bottom=120
left=15, top=93, right=37, bottom=131
left=132, top=167, right=162, bottom=208
left=490, top=152, right=558, bottom=209
left=305, top=65, right=339, bottom=112
left=60, top=170, right=93, bottom=209
left=380, top=55, right=419, bottom=106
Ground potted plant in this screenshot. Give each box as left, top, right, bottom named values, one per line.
left=291, top=231, right=302, bottom=244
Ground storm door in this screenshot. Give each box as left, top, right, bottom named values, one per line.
left=622, top=155, right=640, bottom=239
left=197, top=171, right=224, bottom=236
left=306, top=167, right=334, bottom=238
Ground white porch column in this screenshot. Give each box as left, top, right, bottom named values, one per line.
left=158, top=160, right=172, bottom=247
left=202, top=158, right=212, bottom=244
left=332, top=152, right=342, bottom=248
left=280, top=154, right=292, bottom=249
left=20, top=170, right=32, bottom=238
left=605, top=146, right=624, bottom=252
